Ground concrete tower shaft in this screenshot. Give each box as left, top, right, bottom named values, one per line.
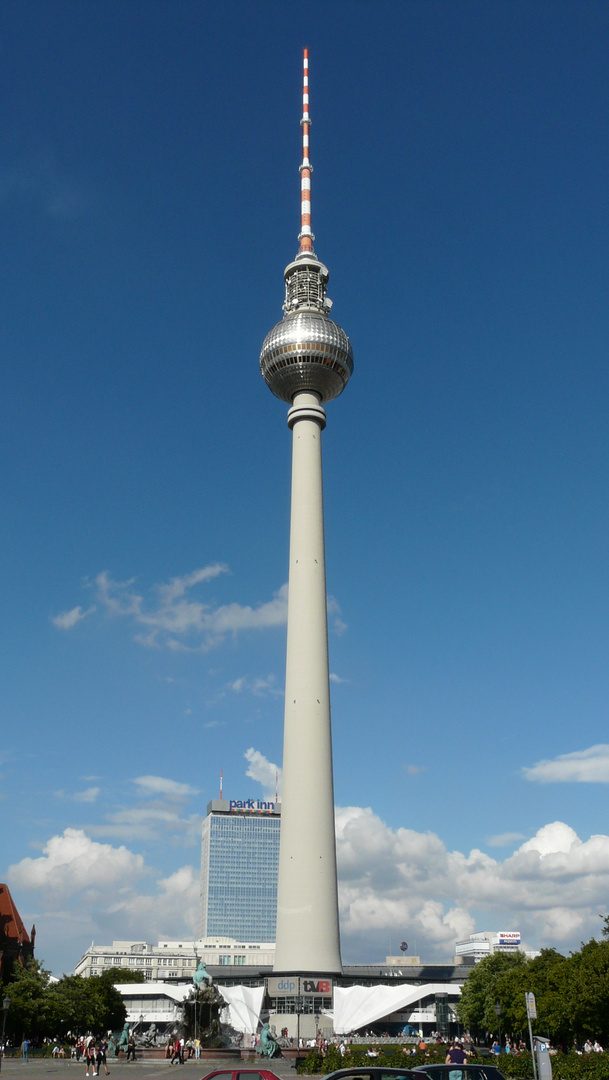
left=273, top=391, right=342, bottom=972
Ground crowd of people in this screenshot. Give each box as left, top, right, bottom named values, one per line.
left=165, top=1035, right=202, bottom=1063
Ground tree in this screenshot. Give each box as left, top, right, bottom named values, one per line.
left=5, top=960, right=51, bottom=1043
left=46, top=974, right=126, bottom=1038
left=567, top=939, right=609, bottom=1045
left=493, top=948, right=571, bottom=1045
left=99, top=968, right=146, bottom=985
left=457, top=952, right=526, bottom=1036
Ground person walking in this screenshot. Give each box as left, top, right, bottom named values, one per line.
left=84, top=1038, right=97, bottom=1077
left=97, top=1038, right=110, bottom=1076
left=446, top=1039, right=467, bottom=1080
left=21, top=1038, right=30, bottom=1063
left=170, top=1037, right=181, bottom=1066
left=126, top=1035, right=136, bottom=1062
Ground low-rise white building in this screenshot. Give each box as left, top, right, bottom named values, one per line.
left=454, top=931, right=525, bottom=962
left=115, top=981, right=192, bottom=1028
left=74, top=937, right=275, bottom=981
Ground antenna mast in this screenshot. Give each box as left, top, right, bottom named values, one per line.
left=298, top=48, right=314, bottom=255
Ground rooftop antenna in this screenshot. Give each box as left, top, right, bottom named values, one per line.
left=298, top=48, right=314, bottom=256
left=219, top=769, right=223, bottom=801
left=275, top=769, right=279, bottom=804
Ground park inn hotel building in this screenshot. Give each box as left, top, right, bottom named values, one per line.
left=200, top=799, right=281, bottom=942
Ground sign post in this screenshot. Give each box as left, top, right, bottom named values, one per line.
left=526, top=992, right=538, bottom=1080
left=494, top=1003, right=502, bottom=1050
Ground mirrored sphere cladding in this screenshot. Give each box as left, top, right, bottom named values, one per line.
left=260, top=311, right=354, bottom=404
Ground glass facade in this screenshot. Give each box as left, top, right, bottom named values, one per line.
left=200, top=806, right=280, bottom=941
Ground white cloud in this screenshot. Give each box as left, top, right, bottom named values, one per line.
left=96, top=864, right=200, bottom=945
left=523, top=744, right=609, bottom=783
left=334, top=808, right=609, bottom=958
left=8, top=829, right=146, bottom=899
left=518, top=821, right=578, bottom=857
left=327, top=597, right=347, bottom=636
left=155, top=565, right=228, bottom=606
left=51, top=605, right=96, bottom=629
left=487, top=832, right=527, bottom=848
left=6, top=830, right=199, bottom=974
left=59, top=567, right=290, bottom=651
left=244, top=748, right=281, bottom=800
left=95, top=571, right=142, bottom=617
left=89, top=779, right=202, bottom=844
left=132, top=776, right=200, bottom=799
left=229, top=674, right=282, bottom=697
left=88, top=806, right=203, bottom=845
left=330, top=672, right=349, bottom=684
left=74, top=787, right=100, bottom=804
left=403, top=764, right=426, bottom=776
left=10, top=807, right=609, bottom=975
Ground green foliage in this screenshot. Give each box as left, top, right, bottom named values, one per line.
left=46, top=974, right=126, bottom=1036
left=457, top=951, right=527, bottom=1035
left=298, top=1046, right=609, bottom=1079
left=550, top=1051, right=609, bottom=1080
left=458, top=934, right=609, bottom=1048
left=568, top=940, right=609, bottom=1044
left=299, top=1044, right=470, bottom=1074
left=100, top=967, right=146, bottom=984
left=492, top=1052, right=535, bottom=1078
left=4, top=962, right=126, bottom=1043
left=4, top=959, right=51, bottom=1042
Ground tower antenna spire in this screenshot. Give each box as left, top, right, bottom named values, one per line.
left=298, top=48, right=314, bottom=255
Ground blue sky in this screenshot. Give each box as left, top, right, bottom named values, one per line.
left=3, top=0, right=609, bottom=976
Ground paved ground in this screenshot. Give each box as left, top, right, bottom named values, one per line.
left=0, top=1060, right=300, bottom=1080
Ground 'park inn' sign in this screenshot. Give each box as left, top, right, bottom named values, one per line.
left=229, top=799, right=277, bottom=812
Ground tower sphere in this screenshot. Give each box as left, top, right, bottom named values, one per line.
left=260, top=309, right=353, bottom=405
left=260, top=255, right=354, bottom=405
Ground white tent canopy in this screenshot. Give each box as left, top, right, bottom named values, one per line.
left=218, top=984, right=265, bottom=1035
left=333, top=982, right=461, bottom=1035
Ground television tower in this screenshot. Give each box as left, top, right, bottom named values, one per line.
left=260, top=49, right=353, bottom=974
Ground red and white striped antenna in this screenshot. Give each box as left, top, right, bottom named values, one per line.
left=298, top=48, right=314, bottom=255
left=219, top=769, right=223, bottom=801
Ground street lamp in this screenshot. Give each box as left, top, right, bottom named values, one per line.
left=494, top=1003, right=502, bottom=1051
left=1, top=995, right=11, bottom=1075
